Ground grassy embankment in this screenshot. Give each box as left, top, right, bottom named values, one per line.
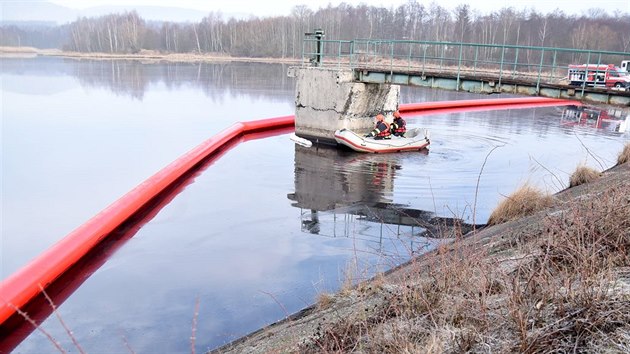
left=216, top=143, right=630, bottom=354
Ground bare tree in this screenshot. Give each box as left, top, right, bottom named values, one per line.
left=7, top=2, right=629, bottom=61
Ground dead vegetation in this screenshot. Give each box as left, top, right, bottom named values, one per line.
left=215, top=159, right=630, bottom=354
left=618, top=143, right=630, bottom=165
left=293, top=176, right=630, bottom=354
left=486, top=184, right=554, bottom=226
left=569, top=165, right=601, bottom=187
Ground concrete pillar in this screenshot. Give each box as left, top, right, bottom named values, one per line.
left=288, top=66, right=400, bottom=144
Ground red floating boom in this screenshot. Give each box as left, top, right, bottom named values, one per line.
left=0, top=115, right=294, bottom=325
left=0, top=97, right=579, bottom=326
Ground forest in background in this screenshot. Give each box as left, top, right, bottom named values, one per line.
left=1, top=1, right=629, bottom=58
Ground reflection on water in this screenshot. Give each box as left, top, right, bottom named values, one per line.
left=288, top=144, right=480, bottom=248
left=1, top=57, right=294, bottom=101
left=561, top=105, right=630, bottom=133
left=3, top=57, right=630, bottom=353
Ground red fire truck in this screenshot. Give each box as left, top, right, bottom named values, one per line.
left=568, top=63, right=630, bottom=90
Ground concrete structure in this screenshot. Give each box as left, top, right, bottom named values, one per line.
left=288, top=66, right=399, bottom=144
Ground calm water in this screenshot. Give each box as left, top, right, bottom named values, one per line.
left=2, top=57, right=628, bottom=352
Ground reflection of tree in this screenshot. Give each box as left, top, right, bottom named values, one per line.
left=73, top=60, right=147, bottom=100
left=2, top=58, right=295, bottom=101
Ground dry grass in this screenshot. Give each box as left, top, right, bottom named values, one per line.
left=294, top=179, right=630, bottom=354
left=506, top=182, right=630, bottom=353
left=487, top=184, right=554, bottom=225
left=618, top=143, right=630, bottom=165
left=316, top=293, right=335, bottom=310
left=214, top=146, right=630, bottom=354
left=569, top=165, right=601, bottom=187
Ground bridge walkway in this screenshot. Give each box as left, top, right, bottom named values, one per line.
left=301, top=34, right=630, bottom=106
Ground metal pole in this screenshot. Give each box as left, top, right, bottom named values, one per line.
left=512, top=47, right=520, bottom=78
left=581, top=51, right=592, bottom=96
left=390, top=41, right=394, bottom=79
left=338, top=40, right=342, bottom=69
left=315, top=29, right=323, bottom=66
left=422, top=45, right=427, bottom=76
left=549, top=50, right=557, bottom=82
left=536, top=49, right=545, bottom=94
left=473, top=46, right=478, bottom=76
left=456, top=42, right=463, bottom=91
left=301, top=34, right=305, bottom=67
left=499, top=45, right=505, bottom=86
left=350, top=40, right=354, bottom=68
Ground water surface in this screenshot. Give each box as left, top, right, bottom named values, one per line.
left=2, top=57, right=628, bottom=352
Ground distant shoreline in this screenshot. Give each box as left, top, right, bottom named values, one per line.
left=0, top=46, right=301, bottom=64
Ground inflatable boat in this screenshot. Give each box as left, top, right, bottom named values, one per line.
left=334, top=127, right=430, bottom=153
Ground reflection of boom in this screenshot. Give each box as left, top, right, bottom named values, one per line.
left=0, top=116, right=295, bottom=345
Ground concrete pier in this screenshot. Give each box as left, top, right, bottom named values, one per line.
left=288, top=67, right=400, bottom=144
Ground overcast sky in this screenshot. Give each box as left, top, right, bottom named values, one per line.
left=48, top=0, right=630, bottom=17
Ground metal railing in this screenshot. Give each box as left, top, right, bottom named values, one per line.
left=302, top=35, right=630, bottom=92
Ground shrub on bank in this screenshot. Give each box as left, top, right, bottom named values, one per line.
left=487, top=184, right=553, bottom=225
left=569, top=165, right=601, bottom=187
left=299, top=180, right=630, bottom=354
left=617, top=143, right=630, bottom=165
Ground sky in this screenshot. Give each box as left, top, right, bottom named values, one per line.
left=47, top=0, right=630, bottom=18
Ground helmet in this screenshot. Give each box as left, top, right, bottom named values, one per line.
left=393, top=110, right=401, bottom=118
left=376, top=114, right=385, bottom=121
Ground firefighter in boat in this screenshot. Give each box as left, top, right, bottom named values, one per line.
left=365, top=114, right=391, bottom=139
left=390, top=110, right=407, bottom=137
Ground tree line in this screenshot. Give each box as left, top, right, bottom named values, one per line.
left=1, top=1, right=629, bottom=58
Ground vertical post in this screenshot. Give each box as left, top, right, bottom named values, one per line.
left=337, top=40, right=342, bottom=69
left=407, top=41, right=412, bottom=73
left=581, top=51, right=592, bottom=95
left=390, top=41, right=394, bottom=79
left=512, top=47, right=520, bottom=78
left=315, top=29, right=324, bottom=66
left=536, top=48, right=545, bottom=94
left=473, top=46, right=478, bottom=77
left=349, top=40, right=355, bottom=68
left=304, top=29, right=324, bottom=67
left=549, top=50, right=557, bottom=82
left=498, top=45, right=506, bottom=87
left=456, top=42, right=463, bottom=91
left=301, top=33, right=306, bottom=67
left=422, top=45, right=427, bottom=76
left=595, top=52, right=603, bottom=87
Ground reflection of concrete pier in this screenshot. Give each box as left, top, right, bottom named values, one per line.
left=287, top=144, right=482, bottom=239
left=287, top=144, right=396, bottom=210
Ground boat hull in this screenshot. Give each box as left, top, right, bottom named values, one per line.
left=334, top=128, right=430, bottom=153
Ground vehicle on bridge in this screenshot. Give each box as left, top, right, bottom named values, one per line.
left=568, top=63, right=630, bottom=90
left=621, top=60, right=630, bottom=73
